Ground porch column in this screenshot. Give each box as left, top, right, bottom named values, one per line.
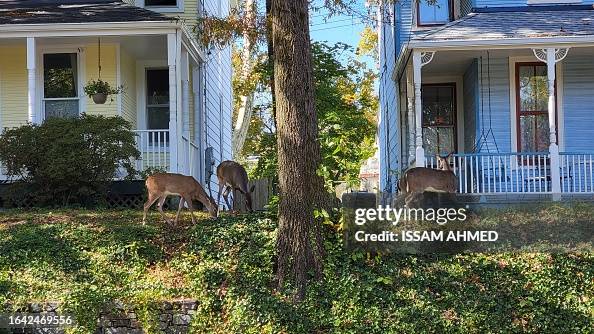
left=534, top=48, right=569, bottom=201
left=26, top=37, right=37, bottom=124
left=546, top=48, right=561, bottom=201
left=406, top=66, right=415, bottom=166
left=167, top=33, right=179, bottom=173
left=181, top=48, right=191, bottom=175
left=192, top=65, right=204, bottom=182
left=412, top=50, right=435, bottom=167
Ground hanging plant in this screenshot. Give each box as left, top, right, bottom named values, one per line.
left=84, top=79, right=124, bottom=104
left=83, top=37, right=124, bottom=104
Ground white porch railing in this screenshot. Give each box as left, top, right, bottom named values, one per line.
left=425, top=152, right=554, bottom=195
left=181, top=135, right=201, bottom=181
left=560, top=153, right=594, bottom=194
left=134, top=130, right=170, bottom=172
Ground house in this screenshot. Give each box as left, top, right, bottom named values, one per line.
left=0, top=0, right=233, bottom=194
left=378, top=0, right=594, bottom=202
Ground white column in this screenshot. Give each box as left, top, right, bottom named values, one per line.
left=26, top=37, right=37, bottom=124
left=546, top=48, right=561, bottom=201
left=181, top=48, right=191, bottom=176
left=167, top=33, right=179, bottom=173
left=406, top=66, right=415, bottom=166
left=412, top=51, right=425, bottom=167
left=192, top=66, right=204, bottom=182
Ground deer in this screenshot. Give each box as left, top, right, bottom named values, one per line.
left=398, top=153, right=458, bottom=207
left=216, top=160, right=255, bottom=212
left=142, top=173, right=218, bottom=225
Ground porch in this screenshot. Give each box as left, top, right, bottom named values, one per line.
left=0, top=24, right=206, bottom=182
left=398, top=44, right=594, bottom=200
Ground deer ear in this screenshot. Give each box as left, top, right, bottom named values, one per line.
left=250, top=185, right=255, bottom=193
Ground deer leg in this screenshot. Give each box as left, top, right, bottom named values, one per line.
left=185, top=196, right=196, bottom=224
left=142, top=192, right=160, bottom=225
left=217, top=182, right=225, bottom=212
left=223, top=187, right=232, bottom=211
left=157, top=195, right=169, bottom=223
left=174, top=196, right=185, bottom=225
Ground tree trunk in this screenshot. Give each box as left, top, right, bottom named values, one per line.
left=271, top=0, right=325, bottom=300
left=231, top=0, right=257, bottom=158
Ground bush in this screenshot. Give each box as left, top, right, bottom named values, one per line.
left=0, top=114, right=140, bottom=206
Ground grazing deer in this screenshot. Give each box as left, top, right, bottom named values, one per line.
left=398, top=153, right=458, bottom=206
left=143, top=173, right=218, bottom=225
left=216, top=160, right=255, bottom=212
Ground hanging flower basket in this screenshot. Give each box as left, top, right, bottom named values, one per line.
left=84, top=79, right=124, bottom=105
left=92, top=93, right=108, bottom=104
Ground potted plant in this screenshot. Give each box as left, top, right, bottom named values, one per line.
left=84, top=79, right=124, bottom=104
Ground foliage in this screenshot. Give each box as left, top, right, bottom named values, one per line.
left=0, top=115, right=140, bottom=206
left=357, top=26, right=379, bottom=62
left=245, top=42, right=377, bottom=187
left=0, top=205, right=592, bottom=333
left=83, top=79, right=124, bottom=97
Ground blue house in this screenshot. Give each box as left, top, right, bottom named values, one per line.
left=378, top=0, right=594, bottom=202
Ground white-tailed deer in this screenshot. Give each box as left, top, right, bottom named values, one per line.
left=398, top=154, right=458, bottom=206
left=143, top=173, right=218, bottom=225
left=216, top=160, right=255, bottom=212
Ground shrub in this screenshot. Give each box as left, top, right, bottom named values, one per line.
left=0, top=114, right=140, bottom=206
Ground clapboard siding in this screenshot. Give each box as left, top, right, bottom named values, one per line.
left=463, top=59, right=479, bottom=152
left=202, top=0, right=233, bottom=197
left=474, top=55, right=511, bottom=153
left=120, top=47, right=137, bottom=127
left=0, top=46, right=27, bottom=129
left=379, top=4, right=400, bottom=193
left=563, top=55, right=594, bottom=152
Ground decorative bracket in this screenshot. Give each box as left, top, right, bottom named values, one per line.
left=420, top=51, right=435, bottom=67
left=532, top=48, right=570, bottom=63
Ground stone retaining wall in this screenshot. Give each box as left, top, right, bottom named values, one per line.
left=2, top=300, right=197, bottom=334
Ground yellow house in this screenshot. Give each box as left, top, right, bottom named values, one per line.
left=0, top=0, right=234, bottom=188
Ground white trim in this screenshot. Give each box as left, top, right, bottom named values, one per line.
left=528, top=0, right=581, bottom=4
left=411, top=36, right=594, bottom=51
left=135, top=60, right=168, bottom=130
left=116, top=43, right=122, bottom=116
left=0, top=22, right=178, bottom=38
left=508, top=56, right=564, bottom=152
left=422, top=75, right=465, bottom=154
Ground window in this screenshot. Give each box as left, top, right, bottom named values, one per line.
left=145, top=0, right=177, bottom=6
left=146, top=69, right=170, bottom=141
left=417, top=0, right=452, bottom=26
left=515, top=63, right=556, bottom=153
left=43, top=53, right=79, bottom=119
left=422, top=84, right=456, bottom=156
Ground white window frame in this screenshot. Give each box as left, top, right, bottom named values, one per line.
left=38, top=46, right=85, bottom=122
left=136, top=0, right=184, bottom=13
left=508, top=56, right=565, bottom=153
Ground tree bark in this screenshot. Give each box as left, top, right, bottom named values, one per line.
left=271, top=0, right=325, bottom=300
left=266, top=0, right=277, bottom=127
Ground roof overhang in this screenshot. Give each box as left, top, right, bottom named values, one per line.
left=0, top=21, right=179, bottom=38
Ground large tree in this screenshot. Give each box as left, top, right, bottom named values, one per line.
left=271, top=0, right=325, bottom=299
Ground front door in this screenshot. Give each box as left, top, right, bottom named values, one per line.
left=146, top=68, right=170, bottom=142
left=421, top=83, right=457, bottom=156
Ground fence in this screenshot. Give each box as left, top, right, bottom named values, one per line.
left=232, top=178, right=273, bottom=212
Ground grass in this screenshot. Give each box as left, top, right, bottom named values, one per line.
left=0, top=205, right=592, bottom=333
